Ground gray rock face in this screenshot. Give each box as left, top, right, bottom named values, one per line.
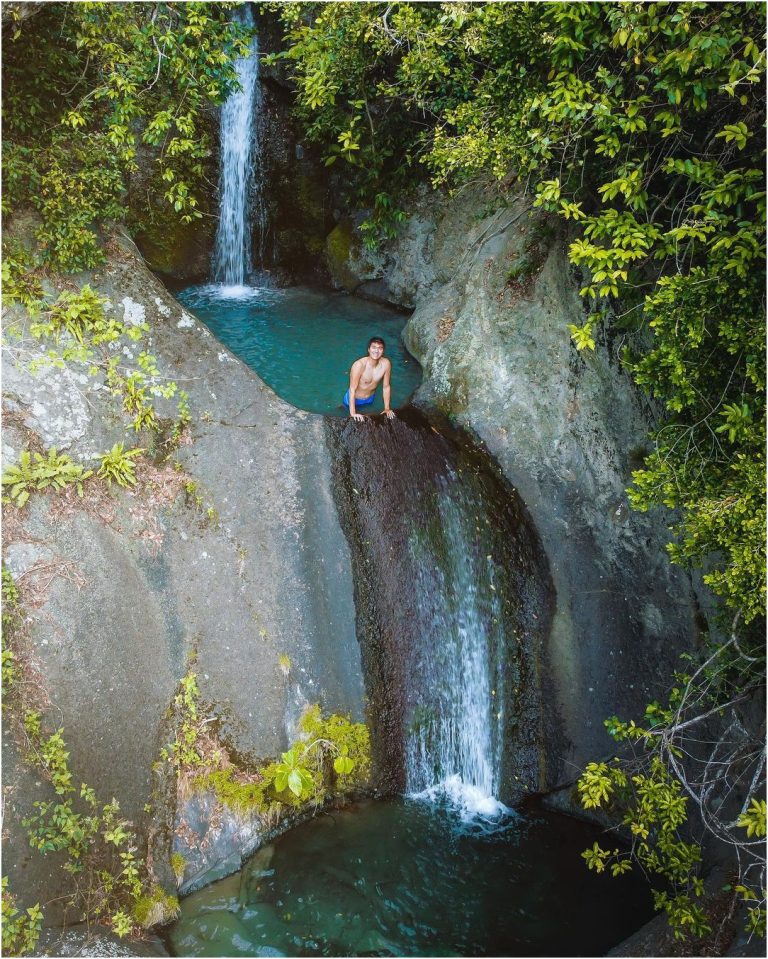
left=37, top=925, right=169, bottom=957
left=361, top=185, right=699, bottom=788
left=2, top=224, right=363, bottom=920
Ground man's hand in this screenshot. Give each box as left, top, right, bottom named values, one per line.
left=351, top=412, right=365, bottom=422
left=383, top=409, right=395, bottom=420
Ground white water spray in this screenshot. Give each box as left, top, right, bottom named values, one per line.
left=405, top=479, right=511, bottom=822
left=213, top=6, right=267, bottom=285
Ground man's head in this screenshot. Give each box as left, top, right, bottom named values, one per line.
left=368, top=336, right=385, bottom=359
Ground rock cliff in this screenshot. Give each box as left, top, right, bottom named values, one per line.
left=331, top=184, right=700, bottom=791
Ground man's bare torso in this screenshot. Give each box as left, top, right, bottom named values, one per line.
left=351, top=355, right=390, bottom=397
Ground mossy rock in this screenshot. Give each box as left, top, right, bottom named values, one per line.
left=294, top=174, right=326, bottom=228
left=134, top=215, right=214, bottom=281
left=133, top=884, right=180, bottom=929
left=325, top=219, right=382, bottom=292
left=325, top=219, right=360, bottom=292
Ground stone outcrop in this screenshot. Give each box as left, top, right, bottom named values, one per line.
left=2, top=219, right=363, bottom=923
left=338, top=184, right=700, bottom=792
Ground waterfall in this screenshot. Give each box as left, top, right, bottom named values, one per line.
left=328, top=411, right=552, bottom=825
left=404, top=475, right=508, bottom=819
left=213, top=6, right=267, bottom=286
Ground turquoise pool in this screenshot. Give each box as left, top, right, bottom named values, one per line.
left=176, top=284, right=421, bottom=416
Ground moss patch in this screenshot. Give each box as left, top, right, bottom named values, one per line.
left=134, top=214, right=214, bottom=280
left=325, top=219, right=374, bottom=291
left=132, top=884, right=179, bottom=929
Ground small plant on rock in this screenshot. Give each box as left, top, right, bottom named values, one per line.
left=170, top=852, right=187, bottom=885
left=30, top=285, right=128, bottom=346
left=273, top=747, right=315, bottom=799
left=132, top=885, right=179, bottom=929
left=97, top=443, right=143, bottom=488
left=1, top=878, right=42, bottom=957
left=1, top=243, right=44, bottom=311
left=19, top=714, right=152, bottom=937
left=1, top=568, right=22, bottom=697
left=2, top=448, right=93, bottom=508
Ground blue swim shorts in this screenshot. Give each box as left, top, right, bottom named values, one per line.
left=343, top=390, right=375, bottom=408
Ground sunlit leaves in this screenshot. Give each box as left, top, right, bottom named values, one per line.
left=737, top=799, right=767, bottom=840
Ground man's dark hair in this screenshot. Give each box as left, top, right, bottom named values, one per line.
left=368, top=336, right=385, bottom=349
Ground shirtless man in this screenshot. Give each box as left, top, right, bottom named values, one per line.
left=344, top=336, right=396, bottom=421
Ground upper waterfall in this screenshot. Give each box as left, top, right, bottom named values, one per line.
left=213, top=7, right=266, bottom=285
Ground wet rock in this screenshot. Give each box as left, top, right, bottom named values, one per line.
left=326, top=408, right=553, bottom=802
left=37, top=924, right=169, bottom=957
left=175, top=791, right=264, bottom=896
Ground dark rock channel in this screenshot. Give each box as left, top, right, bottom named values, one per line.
left=326, top=406, right=558, bottom=804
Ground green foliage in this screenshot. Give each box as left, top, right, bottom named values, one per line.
left=737, top=799, right=767, bottom=840
left=579, top=631, right=766, bottom=942
left=298, top=704, right=372, bottom=787
left=567, top=321, right=596, bottom=352
left=2, top=568, right=22, bottom=697
left=266, top=2, right=543, bottom=246
left=19, top=714, right=151, bottom=936
left=3, top=2, right=252, bottom=270
left=579, top=755, right=709, bottom=938
left=162, top=671, right=206, bottom=769
left=98, top=443, right=143, bottom=488
left=273, top=747, right=316, bottom=799
left=625, top=265, right=765, bottom=624
left=2, top=448, right=93, bottom=508
left=194, top=705, right=371, bottom=815
left=31, top=285, right=130, bottom=346
left=1, top=878, right=42, bottom=958
left=1, top=242, right=44, bottom=310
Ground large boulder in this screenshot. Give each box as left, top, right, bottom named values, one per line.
left=1, top=220, right=363, bottom=921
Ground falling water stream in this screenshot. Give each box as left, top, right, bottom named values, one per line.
left=212, top=5, right=266, bottom=285
left=404, top=472, right=510, bottom=819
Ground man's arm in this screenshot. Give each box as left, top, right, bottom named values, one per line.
left=382, top=360, right=395, bottom=419
left=349, top=360, right=364, bottom=421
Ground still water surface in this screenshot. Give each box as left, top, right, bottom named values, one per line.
left=177, top=284, right=421, bottom=416
left=168, top=798, right=652, bottom=958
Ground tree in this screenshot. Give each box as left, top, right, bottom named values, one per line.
left=2, top=1, right=251, bottom=270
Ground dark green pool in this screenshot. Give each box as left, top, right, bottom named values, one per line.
left=177, top=284, right=421, bottom=416
left=167, top=798, right=654, bottom=958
